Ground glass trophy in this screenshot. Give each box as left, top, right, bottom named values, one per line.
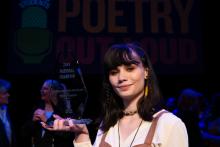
left=51, top=60, right=92, bottom=125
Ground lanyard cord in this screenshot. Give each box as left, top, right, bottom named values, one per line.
left=118, top=119, right=143, bottom=147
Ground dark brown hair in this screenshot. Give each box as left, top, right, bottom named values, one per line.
left=100, top=43, right=164, bottom=132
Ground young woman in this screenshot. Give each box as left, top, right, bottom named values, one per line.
left=43, top=43, right=188, bottom=147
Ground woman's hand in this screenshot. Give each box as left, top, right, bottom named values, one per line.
left=41, top=114, right=90, bottom=142
left=33, top=108, right=47, bottom=122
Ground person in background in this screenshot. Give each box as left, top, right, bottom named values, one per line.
left=201, top=92, right=220, bottom=147
left=21, top=79, right=74, bottom=147
left=0, top=79, right=16, bottom=147
left=175, top=88, right=204, bottom=147
left=165, top=97, right=177, bottom=113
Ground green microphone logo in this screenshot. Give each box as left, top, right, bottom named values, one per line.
left=16, top=1, right=52, bottom=64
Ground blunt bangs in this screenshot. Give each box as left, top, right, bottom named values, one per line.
left=104, top=44, right=140, bottom=73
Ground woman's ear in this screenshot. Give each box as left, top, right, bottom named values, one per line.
left=144, top=68, right=149, bottom=79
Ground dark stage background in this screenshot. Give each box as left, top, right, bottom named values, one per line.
left=0, top=0, right=219, bottom=145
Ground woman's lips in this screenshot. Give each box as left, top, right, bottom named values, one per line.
left=117, top=84, right=131, bottom=91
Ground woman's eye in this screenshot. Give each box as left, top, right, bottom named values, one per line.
left=126, top=65, right=136, bottom=71
left=109, top=70, right=118, bottom=75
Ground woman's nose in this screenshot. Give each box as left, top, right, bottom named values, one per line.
left=118, top=71, right=127, bottom=83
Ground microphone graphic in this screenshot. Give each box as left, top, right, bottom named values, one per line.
left=16, top=4, right=52, bottom=64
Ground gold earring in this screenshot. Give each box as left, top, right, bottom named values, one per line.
left=145, top=86, right=148, bottom=97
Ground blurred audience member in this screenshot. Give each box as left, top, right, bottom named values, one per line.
left=201, top=92, right=220, bottom=147
left=21, top=79, right=74, bottom=147
left=175, top=88, right=204, bottom=147
left=0, top=79, right=16, bottom=147
left=165, top=97, right=177, bottom=113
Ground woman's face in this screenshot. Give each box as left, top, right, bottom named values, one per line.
left=40, top=82, right=52, bottom=101
left=108, top=52, right=148, bottom=103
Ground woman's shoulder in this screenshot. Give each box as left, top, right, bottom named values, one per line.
left=152, top=110, right=188, bottom=146
left=152, top=109, right=187, bottom=137
left=154, top=109, right=184, bottom=125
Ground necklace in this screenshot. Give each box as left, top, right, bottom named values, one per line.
left=123, top=110, right=137, bottom=116
left=118, top=119, right=143, bottom=147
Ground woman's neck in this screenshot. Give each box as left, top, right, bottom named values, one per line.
left=123, top=91, right=144, bottom=112
left=45, top=103, right=53, bottom=112
left=123, top=98, right=139, bottom=112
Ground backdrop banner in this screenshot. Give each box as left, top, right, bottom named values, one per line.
left=7, top=0, right=203, bottom=75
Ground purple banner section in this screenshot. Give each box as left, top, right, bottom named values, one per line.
left=7, top=0, right=203, bottom=75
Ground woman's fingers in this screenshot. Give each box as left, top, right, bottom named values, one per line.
left=53, top=114, right=63, bottom=119
left=41, top=118, right=71, bottom=131
left=41, top=117, right=86, bottom=133
left=53, top=119, right=66, bottom=130
left=41, top=122, right=54, bottom=130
